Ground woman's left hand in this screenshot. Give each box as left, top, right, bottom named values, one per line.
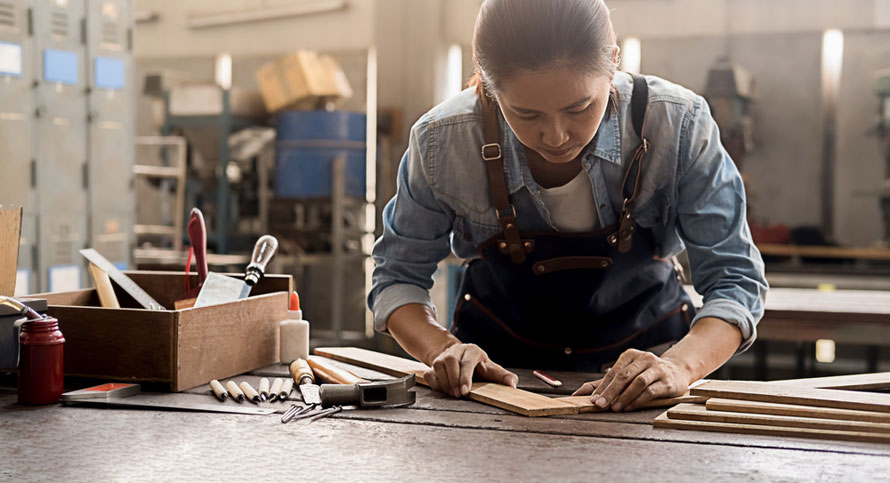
left=571, top=349, right=691, bottom=412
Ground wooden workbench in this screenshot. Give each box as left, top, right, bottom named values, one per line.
left=2, top=359, right=889, bottom=481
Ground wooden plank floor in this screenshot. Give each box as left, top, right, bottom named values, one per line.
left=3, top=360, right=890, bottom=481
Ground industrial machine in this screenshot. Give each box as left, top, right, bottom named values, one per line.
left=875, top=69, right=890, bottom=241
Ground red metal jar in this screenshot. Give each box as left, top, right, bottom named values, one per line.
left=18, top=317, right=65, bottom=405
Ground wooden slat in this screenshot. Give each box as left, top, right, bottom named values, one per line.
left=314, top=347, right=579, bottom=417
left=668, top=403, right=890, bottom=434
left=557, top=393, right=708, bottom=412
left=654, top=410, right=890, bottom=444
left=0, top=205, right=22, bottom=296
left=706, top=398, right=890, bottom=424
left=691, top=380, right=890, bottom=413
left=769, top=372, right=890, bottom=390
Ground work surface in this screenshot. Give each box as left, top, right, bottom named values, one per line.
left=3, top=360, right=890, bottom=482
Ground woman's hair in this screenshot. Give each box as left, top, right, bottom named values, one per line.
left=470, top=0, right=619, bottom=94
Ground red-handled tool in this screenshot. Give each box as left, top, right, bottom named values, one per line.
left=174, top=208, right=208, bottom=309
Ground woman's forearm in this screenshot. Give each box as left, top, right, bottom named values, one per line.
left=660, top=317, right=743, bottom=383
left=386, top=303, right=462, bottom=366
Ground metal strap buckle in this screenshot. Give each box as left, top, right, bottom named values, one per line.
left=481, top=143, right=502, bottom=161
left=495, top=205, right=517, bottom=219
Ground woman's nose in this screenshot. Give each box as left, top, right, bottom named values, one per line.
left=541, top=120, right=570, bottom=148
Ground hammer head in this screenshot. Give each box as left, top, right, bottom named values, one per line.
left=319, top=374, right=416, bottom=408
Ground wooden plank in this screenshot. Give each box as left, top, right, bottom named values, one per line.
left=314, top=346, right=579, bottom=417
left=668, top=403, right=890, bottom=435
left=0, top=205, right=22, bottom=296
left=87, top=263, right=121, bottom=309
left=706, top=398, right=890, bottom=424
left=655, top=409, right=890, bottom=444
left=557, top=393, right=708, bottom=412
left=769, top=372, right=890, bottom=390
left=691, top=380, right=890, bottom=413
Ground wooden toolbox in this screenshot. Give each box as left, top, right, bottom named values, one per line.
left=35, top=271, right=292, bottom=392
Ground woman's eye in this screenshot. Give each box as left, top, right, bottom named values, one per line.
left=568, top=105, right=592, bottom=115
left=518, top=114, right=539, bottom=121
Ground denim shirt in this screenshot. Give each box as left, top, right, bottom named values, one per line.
left=369, top=71, right=768, bottom=353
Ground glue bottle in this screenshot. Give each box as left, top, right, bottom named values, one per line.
left=280, top=292, right=309, bottom=362
left=18, top=316, right=65, bottom=405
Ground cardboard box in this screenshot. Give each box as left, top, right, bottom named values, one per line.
left=256, top=50, right=353, bottom=112
left=35, top=271, right=292, bottom=392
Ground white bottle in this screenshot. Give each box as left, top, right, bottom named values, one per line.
left=280, top=309, right=309, bottom=362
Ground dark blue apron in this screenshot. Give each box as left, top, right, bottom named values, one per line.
left=451, top=75, right=694, bottom=372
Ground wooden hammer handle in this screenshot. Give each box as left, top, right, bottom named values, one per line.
left=307, top=357, right=368, bottom=385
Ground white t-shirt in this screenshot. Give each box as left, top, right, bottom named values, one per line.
left=538, top=170, right=598, bottom=232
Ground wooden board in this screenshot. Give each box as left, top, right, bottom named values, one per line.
left=769, top=372, right=890, bottom=391
left=314, top=347, right=579, bottom=417
left=706, top=398, right=890, bottom=424
left=691, top=380, right=890, bottom=413
left=0, top=205, right=22, bottom=296
left=668, top=403, right=890, bottom=434
left=654, top=410, right=890, bottom=444
left=556, top=393, right=708, bottom=412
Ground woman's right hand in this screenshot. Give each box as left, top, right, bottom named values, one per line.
left=424, top=343, right=518, bottom=398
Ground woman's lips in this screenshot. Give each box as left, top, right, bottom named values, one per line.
left=543, top=146, right=574, bottom=158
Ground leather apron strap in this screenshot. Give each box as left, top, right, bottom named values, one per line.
left=609, top=74, right=650, bottom=253
left=481, top=95, right=527, bottom=264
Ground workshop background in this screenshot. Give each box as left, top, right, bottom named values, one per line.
left=3, top=0, right=890, bottom=380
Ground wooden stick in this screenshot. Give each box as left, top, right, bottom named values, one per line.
left=0, top=206, right=22, bottom=297
left=556, top=393, right=708, bottom=412
left=668, top=402, right=890, bottom=434
left=691, top=380, right=890, bottom=413
left=307, top=356, right=368, bottom=385
left=706, top=398, right=890, bottom=424
left=314, top=347, right=580, bottom=417
left=654, top=409, right=890, bottom=444
left=88, top=263, right=120, bottom=309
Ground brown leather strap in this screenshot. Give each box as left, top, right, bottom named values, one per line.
left=482, top=93, right=526, bottom=264
left=532, top=256, right=613, bottom=275
left=610, top=74, right=650, bottom=254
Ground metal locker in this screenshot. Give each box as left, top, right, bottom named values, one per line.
left=0, top=0, right=37, bottom=295
left=86, top=0, right=132, bottom=269
left=32, top=0, right=88, bottom=292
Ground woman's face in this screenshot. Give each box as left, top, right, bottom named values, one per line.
left=495, top=64, right=612, bottom=164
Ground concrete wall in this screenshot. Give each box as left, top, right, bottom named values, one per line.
left=132, top=0, right=375, bottom=58
left=642, top=34, right=825, bottom=231
left=836, top=30, right=890, bottom=245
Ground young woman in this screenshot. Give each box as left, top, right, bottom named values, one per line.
left=368, top=0, right=767, bottom=412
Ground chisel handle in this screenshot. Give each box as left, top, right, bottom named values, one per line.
left=244, top=235, right=278, bottom=286
left=307, top=357, right=368, bottom=385
left=187, top=208, right=208, bottom=284
left=289, top=358, right=314, bottom=386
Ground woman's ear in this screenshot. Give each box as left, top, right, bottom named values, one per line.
left=612, top=45, right=621, bottom=66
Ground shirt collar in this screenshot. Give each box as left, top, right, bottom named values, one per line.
left=499, top=105, right=622, bottom=195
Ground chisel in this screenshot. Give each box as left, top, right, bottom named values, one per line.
left=289, top=358, right=321, bottom=406
left=269, top=378, right=284, bottom=401
left=259, top=378, right=270, bottom=402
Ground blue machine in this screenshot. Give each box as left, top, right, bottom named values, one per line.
left=275, top=110, right=367, bottom=198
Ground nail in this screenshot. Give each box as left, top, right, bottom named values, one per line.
left=612, top=402, right=623, bottom=412
left=595, top=397, right=609, bottom=408
left=453, top=388, right=460, bottom=398
left=461, top=384, right=469, bottom=395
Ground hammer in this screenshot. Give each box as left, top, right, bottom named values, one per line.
left=318, top=374, right=417, bottom=409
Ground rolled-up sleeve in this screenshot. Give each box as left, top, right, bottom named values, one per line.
left=368, top=118, right=455, bottom=333
left=677, top=96, right=768, bottom=354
